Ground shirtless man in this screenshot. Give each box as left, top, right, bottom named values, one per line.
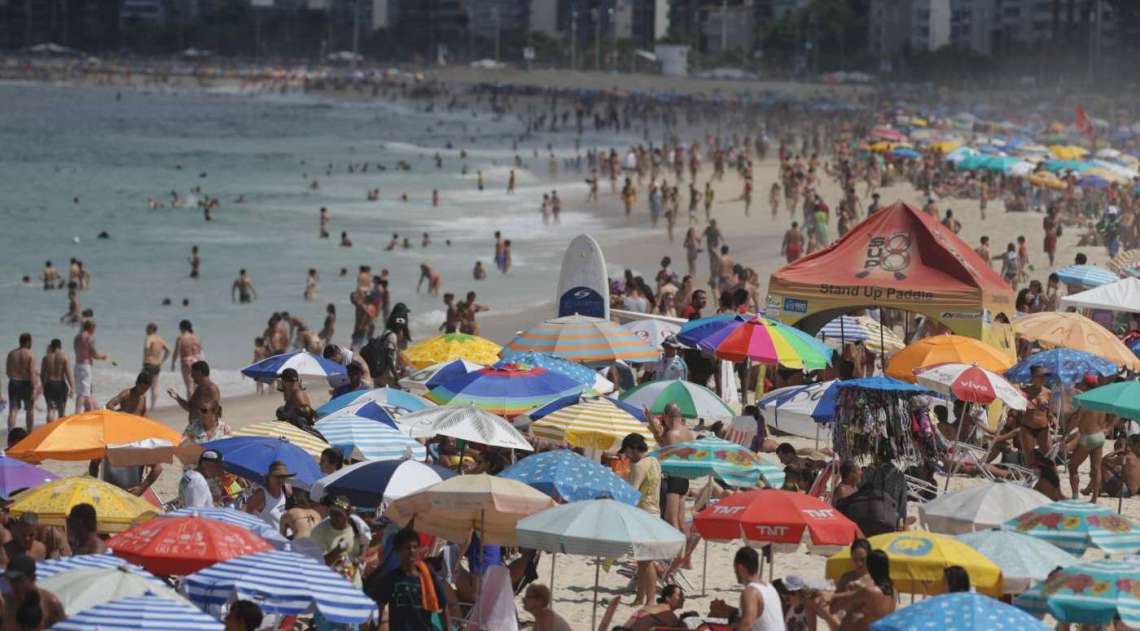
left=40, top=261, right=59, bottom=290
left=107, top=371, right=151, bottom=417
left=833, top=460, right=862, bottom=502
left=781, top=222, right=805, bottom=263
left=277, top=368, right=312, bottom=422
left=974, top=236, right=992, bottom=269
left=40, top=339, right=71, bottom=421
left=167, top=360, right=220, bottom=427
left=5, top=334, right=37, bottom=432
left=231, top=269, right=257, bottom=303
left=142, top=323, right=171, bottom=410
left=66, top=504, right=106, bottom=555
left=0, top=555, right=66, bottom=629
left=93, top=372, right=163, bottom=495
left=646, top=403, right=695, bottom=532
left=716, top=245, right=735, bottom=291
left=171, top=320, right=203, bottom=398
left=417, top=264, right=442, bottom=296
left=319, top=206, right=330, bottom=239
left=4, top=515, right=46, bottom=562
left=73, top=320, right=107, bottom=413
left=1018, top=366, right=1054, bottom=467
left=1068, top=375, right=1111, bottom=501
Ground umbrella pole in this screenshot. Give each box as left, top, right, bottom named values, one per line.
left=550, top=552, right=557, bottom=596
left=475, top=510, right=485, bottom=628
left=944, top=402, right=969, bottom=492
left=701, top=539, right=708, bottom=597
left=768, top=548, right=774, bottom=582
left=591, top=556, right=601, bottom=631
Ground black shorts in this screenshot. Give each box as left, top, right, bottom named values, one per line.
left=43, top=380, right=69, bottom=412
left=7, top=380, right=32, bottom=410
left=142, top=363, right=161, bottom=379
left=665, top=476, right=690, bottom=496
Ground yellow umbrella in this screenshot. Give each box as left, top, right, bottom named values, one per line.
left=401, top=333, right=502, bottom=370
left=9, top=477, right=158, bottom=533
left=7, top=410, right=183, bottom=464
left=385, top=474, right=555, bottom=545
left=530, top=398, right=656, bottom=451
left=231, top=420, right=329, bottom=459
left=1049, top=145, right=1089, bottom=160
left=1028, top=171, right=1066, bottom=190
left=868, top=141, right=894, bottom=153
left=928, top=140, right=961, bottom=154
left=825, top=531, right=1003, bottom=596
left=885, top=334, right=1014, bottom=382
left=1013, top=311, right=1140, bottom=370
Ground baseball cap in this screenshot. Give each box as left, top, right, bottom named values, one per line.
left=198, top=449, right=223, bottom=466
left=6, top=555, right=35, bottom=581
left=328, top=495, right=351, bottom=513
left=783, top=575, right=807, bottom=591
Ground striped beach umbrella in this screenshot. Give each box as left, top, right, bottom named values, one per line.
left=240, top=352, right=346, bottom=383
left=37, top=554, right=152, bottom=581
left=1004, top=500, right=1140, bottom=556
left=314, top=416, right=426, bottom=462
left=428, top=364, right=586, bottom=419
left=677, top=314, right=747, bottom=348
left=395, top=406, right=534, bottom=451
left=497, top=351, right=614, bottom=394
left=401, top=333, right=503, bottom=370
left=621, top=319, right=681, bottom=348
left=40, top=565, right=192, bottom=617
left=182, top=550, right=378, bottom=624
left=687, top=315, right=833, bottom=369
left=816, top=315, right=904, bottom=354
left=50, top=594, right=223, bottom=630
left=530, top=398, right=656, bottom=451
left=1015, top=558, right=1140, bottom=628
left=506, top=314, right=659, bottom=365
left=521, top=394, right=645, bottom=424
left=652, top=436, right=782, bottom=489
left=398, top=359, right=484, bottom=395
left=231, top=421, right=329, bottom=459
left=315, top=387, right=434, bottom=420
left=1056, top=264, right=1119, bottom=288
left=620, top=379, right=734, bottom=419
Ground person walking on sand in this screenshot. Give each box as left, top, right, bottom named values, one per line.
left=231, top=269, right=257, bottom=303
left=40, top=339, right=71, bottom=422
left=619, top=433, right=661, bottom=607
left=6, top=334, right=37, bottom=432
left=171, top=320, right=203, bottom=398
left=622, top=177, right=636, bottom=219
left=1043, top=207, right=1060, bottom=267
left=770, top=181, right=781, bottom=219
left=974, top=236, right=992, bottom=269
left=141, top=323, right=170, bottom=411
left=73, top=320, right=107, bottom=413
left=782, top=222, right=805, bottom=263
left=683, top=228, right=703, bottom=277
left=703, top=181, right=715, bottom=221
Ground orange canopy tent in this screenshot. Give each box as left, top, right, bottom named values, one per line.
left=766, top=201, right=1016, bottom=360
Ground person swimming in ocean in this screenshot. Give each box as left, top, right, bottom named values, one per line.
left=231, top=269, right=256, bottom=304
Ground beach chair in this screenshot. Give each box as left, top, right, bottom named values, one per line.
left=808, top=458, right=838, bottom=502
left=452, top=565, right=518, bottom=631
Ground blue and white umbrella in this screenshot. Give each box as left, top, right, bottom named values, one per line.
left=240, top=352, right=346, bottom=383
left=496, top=351, right=614, bottom=394
left=199, top=436, right=323, bottom=490
left=315, top=387, right=434, bottom=420
left=165, top=507, right=288, bottom=548
left=318, top=400, right=402, bottom=429
left=1005, top=348, right=1119, bottom=385
left=309, top=459, right=453, bottom=508
left=501, top=449, right=640, bottom=505
left=1057, top=264, right=1119, bottom=289
left=182, top=550, right=378, bottom=624
left=37, top=554, right=152, bottom=581
left=816, top=315, right=904, bottom=354
left=398, top=359, right=483, bottom=394
left=871, top=592, right=1048, bottom=631
left=314, top=415, right=426, bottom=462
left=758, top=381, right=838, bottom=440
left=50, top=593, right=223, bottom=630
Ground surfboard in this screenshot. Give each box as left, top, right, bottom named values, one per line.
left=556, top=234, right=609, bottom=319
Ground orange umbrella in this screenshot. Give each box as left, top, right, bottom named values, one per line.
left=7, top=410, right=182, bottom=464
left=1014, top=311, right=1140, bottom=371
left=885, top=334, right=1014, bottom=383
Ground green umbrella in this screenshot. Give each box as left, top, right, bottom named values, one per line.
left=1073, top=381, right=1140, bottom=419
left=620, top=380, right=734, bottom=419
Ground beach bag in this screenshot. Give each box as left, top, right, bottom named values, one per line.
left=834, top=487, right=898, bottom=537
left=360, top=330, right=396, bottom=380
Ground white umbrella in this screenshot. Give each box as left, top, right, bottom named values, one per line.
left=1061, top=277, right=1140, bottom=313
left=40, top=565, right=190, bottom=617
left=956, top=530, right=1079, bottom=594
left=919, top=482, right=1052, bottom=534
left=395, top=406, right=534, bottom=451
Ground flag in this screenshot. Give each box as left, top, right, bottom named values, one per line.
left=1076, top=105, right=1094, bottom=138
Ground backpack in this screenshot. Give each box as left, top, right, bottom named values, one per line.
left=359, top=330, right=396, bottom=380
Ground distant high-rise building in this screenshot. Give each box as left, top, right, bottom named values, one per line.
left=868, top=0, right=950, bottom=56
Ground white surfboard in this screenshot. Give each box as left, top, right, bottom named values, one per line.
left=556, top=234, right=610, bottom=319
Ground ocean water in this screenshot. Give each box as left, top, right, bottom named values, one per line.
left=0, top=82, right=640, bottom=401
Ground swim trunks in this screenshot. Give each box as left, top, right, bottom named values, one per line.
left=7, top=380, right=32, bottom=410
left=43, top=380, right=69, bottom=413
left=142, top=363, right=161, bottom=379
left=74, top=363, right=93, bottom=398
left=1079, top=432, right=1106, bottom=450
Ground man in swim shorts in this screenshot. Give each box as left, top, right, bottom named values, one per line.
left=5, top=334, right=37, bottom=432
left=73, top=320, right=107, bottom=412
left=40, top=339, right=72, bottom=421
left=142, top=323, right=170, bottom=411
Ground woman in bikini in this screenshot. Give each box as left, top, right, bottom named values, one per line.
left=171, top=319, right=203, bottom=398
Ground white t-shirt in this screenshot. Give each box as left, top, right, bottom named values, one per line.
left=179, top=469, right=212, bottom=509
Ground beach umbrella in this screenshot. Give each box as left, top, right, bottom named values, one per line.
left=620, top=319, right=681, bottom=349
left=9, top=477, right=157, bottom=533
left=386, top=474, right=556, bottom=545
left=506, top=314, right=659, bottom=365
left=620, top=379, right=735, bottom=419
left=520, top=393, right=645, bottom=424
left=49, top=593, right=223, bottom=630
left=396, top=406, right=534, bottom=451
left=1014, top=558, right=1140, bottom=627
left=1056, top=264, right=1118, bottom=288
left=428, top=364, right=586, bottom=419
left=7, top=410, right=182, bottom=465
left=816, top=315, right=904, bottom=354
left=652, top=436, right=784, bottom=489
left=955, top=530, right=1078, bottom=594
left=914, top=363, right=1027, bottom=409
left=230, top=420, right=329, bottom=459
left=182, top=550, right=377, bottom=624
left=1073, top=380, right=1140, bottom=419
left=919, top=482, right=1052, bottom=534
left=401, top=333, right=502, bottom=370
left=107, top=515, right=273, bottom=576
left=397, top=359, right=484, bottom=394
left=516, top=499, right=685, bottom=629
left=695, top=489, right=858, bottom=551
left=165, top=508, right=288, bottom=547
left=315, top=387, right=434, bottom=420
left=825, top=531, right=1003, bottom=596
left=685, top=315, right=833, bottom=369
left=39, top=565, right=191, bottom=616
left=1013, top=312, right=1140, bottom=370
left=890, top=147, right=921, bottom=160
left=1004, top=499, right=1140, bottom=555
left=309, top=459, right=453, bottom=508
left=317, top=400, right=400, bottom=429
left=885, top=335, right=1013, bottom=382
left=500, top=450, right=640, bottom=505
left=496, top=351, right=614, bottom=394
left=529, top=397, right=656, bottom=451
left=1078, top=174, right=1112, bottom=189
left=36, top=555, right=152, bottom=581
left=759, top=380, right=838, bottom=426
left=313, top=415, right=426, bottom=462
left=240, top=351, right=346, bottom=383
left=871, top=592, right=1049, bottom=631
left=1062, top=277, right=1140, bottom=313
left=0, top=455, right=57, bottom=499
left=676, top=313, right=741, bottom=347
left=196, top=436, right=322, bottom=490
left=1005, top=348, right=1118, bottom=385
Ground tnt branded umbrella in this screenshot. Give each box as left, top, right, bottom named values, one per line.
left=309, top=459, right=453, bottom=508
left=196, top=436, right=322, bottom=490
left=230, top=420, right=329, bottom=459
left=695, top=489, right=858, bottom=552
left=955, top=530, right=1078, bottom=594
left=529, top=397, right=656, bottom=452
left=1004, top=500, right=1140, bottom=556
left=315, top=387, right=434, bottom=420
left=49, top=593, right=224, bottom=630
left=506, top=314, right=659, bottom=365
left=653, top=436, right=784, bottom=489
left=313, top=415, right=427, bottom=462
left=107, top=515, right=273, bottom=576
left=398, top=359, right=484, bottom=394
left=9, top=477, right=158, bottom=533
left=7, top=410, right=182, bottom=465
left=1005, top=348, right=1118, bottom=385
left=500, top=449, right=640, bottom=505
left=1014, top=312, right=1140, bottom=370
left=165, top=507, right=288, bottom=547
left=826, top=531, right=1003, bottom=596
left=919, top=482, right=1052, bottom=534
left=1056, top=264, right=1119, bottom=288
left=396, top=406, right=534, bottom=451
left=428, top=364, right=586, bottom=419
left=1014, top=558, right=1140, bottom=628
left=39, top=565, right=191, bottom=616
left=620, top=379, right=735, bottom=419
left=496, top=351, right=614, bottom=394
left=685, top=315, right=833, bottom=369
left=886, top=335, right=1014, bottom=382
left=240, top=351, right=346, bottom=383
left=871, top=592, right=1049, bottom=631
left=401, top=333, right=503, bottom=370
left=0, top=455, right=57, bottom=499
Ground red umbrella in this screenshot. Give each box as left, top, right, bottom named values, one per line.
left=107, top=515, right=272, bottom=576
left=694, top=489, right=858, bottom=548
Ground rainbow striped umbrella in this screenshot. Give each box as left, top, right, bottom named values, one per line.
left=428, top=364, right=586, bottom=418
left=687, top=315, right=833, bottom=369
left=506, top=314, right=659, bottom=365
